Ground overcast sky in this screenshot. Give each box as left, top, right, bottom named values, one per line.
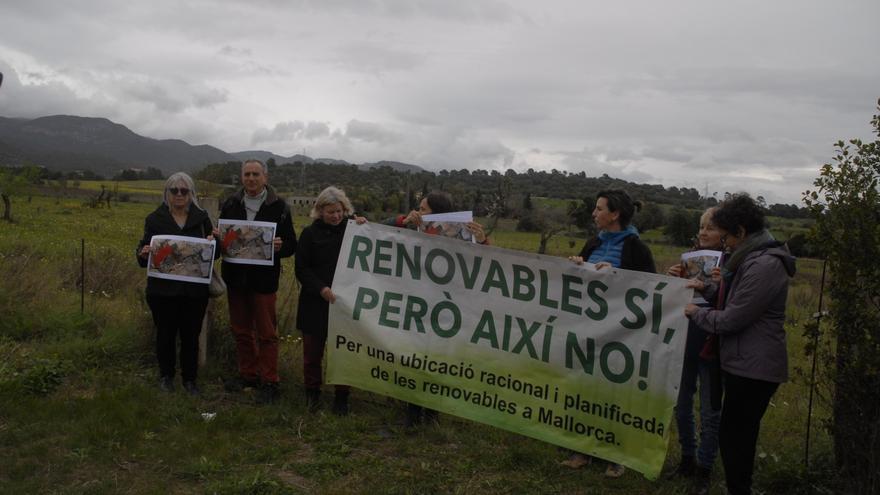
left=1, top=0, right=877, bottom=204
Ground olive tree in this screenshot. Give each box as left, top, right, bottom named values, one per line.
left=803, top=99, right=880, bottom=494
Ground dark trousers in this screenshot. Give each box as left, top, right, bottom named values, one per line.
left=719, top=372, right=779, bottom=495
left=146, top=294, right=208, bottom=382
left=302, top=330, right=349, bottom=394
left=228, top=288, right=279, bottom=383
left=676, top=356, right=721, bottom=468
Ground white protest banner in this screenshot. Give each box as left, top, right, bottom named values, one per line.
left=326, top=222, right=691, bottom=478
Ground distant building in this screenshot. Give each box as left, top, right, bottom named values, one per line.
left=287, top=195, right=316, bottom=216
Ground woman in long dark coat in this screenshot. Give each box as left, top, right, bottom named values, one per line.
left=295, top=186, right=364, bottom=415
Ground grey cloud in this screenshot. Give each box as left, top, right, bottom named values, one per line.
left=304, top=121, right=331, bottom=139
left=251, top=120, right=333, bottom=144
left=642, top=147, right=693, bottom=163
left=555, top=147, right=656, bottom=183
left=393, top=77, right=557, bottom=130
left=192, top=87, right=229, bottom=109
left=329, top=43, right=424, bottom=75
left=0, top=64, right=107, bottom=118
left=297, top=0, right=524, bottom=23
left=219, top=45, right=253, bottom=57
left=627, top=67, right=879, bottom=111
left=252, top=121, right=305, bottom=144
left=116, top=79, right=228, bottom=113
left=343, top=119, right=400, bottom=144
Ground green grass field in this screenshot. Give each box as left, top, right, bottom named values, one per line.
left=0, top=191, right=835, bottom=494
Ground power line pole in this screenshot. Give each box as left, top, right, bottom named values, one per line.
left=300, top=148, right=306, bottom=192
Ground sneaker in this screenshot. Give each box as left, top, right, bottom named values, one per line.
left=560, top=453, right=592, bottom=469
left=306, top=389, right=321, bottom=413
left=182, top=380, right=200, bottom=397
left=159, top=376, right=174, bottom=393
left=256, top=382, right=280, bottom=404
left=223, top=376, right=259, bottom=392
left=605, top=463, right=626, bottom=478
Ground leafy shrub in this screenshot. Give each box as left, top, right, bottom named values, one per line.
left=20, top=358, right=69, bottom=395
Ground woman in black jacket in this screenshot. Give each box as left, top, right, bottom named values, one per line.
left=137, top=172, right=216, bottom=396
left=295, top=186, right=365, bottom=415
left=564, top=189, right=656, bottom=478
left=570, top=189, right=655, bottom=273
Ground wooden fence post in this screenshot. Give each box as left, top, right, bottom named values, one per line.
left=200, top=197, right=220, bottom=367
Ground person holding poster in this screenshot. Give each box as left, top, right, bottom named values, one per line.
left=384, top=190, right=489, bottom=426
left=218, top=159, right=297, bottom=404
left=665, top=207, right=722, bottom=494
left=136, top=172, right=216, bottom=396
left=685, top=194, right=796, bottom=495
left=565, top=189, right=656, bottom=478
left=385, top=191, right=489, bottom=245
left=295, top=187, right=365, bottom=415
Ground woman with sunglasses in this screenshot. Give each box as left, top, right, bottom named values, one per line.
left=137, top=172, right=217, bottom=396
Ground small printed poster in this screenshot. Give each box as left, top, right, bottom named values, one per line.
left=420, top=211, right=475, bottom=242
left=218, top=219, right=277, bottom=266
left=680, top=249, right=723, bottom=304
left=147, top=235, right=216, bottom=284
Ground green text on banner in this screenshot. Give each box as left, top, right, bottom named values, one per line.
left=326, top=221, right=691, bottom=479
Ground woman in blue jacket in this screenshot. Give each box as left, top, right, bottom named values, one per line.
left=564, top=189, right=655, bottom=478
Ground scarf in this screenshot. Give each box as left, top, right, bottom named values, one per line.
left=244, top=188, right=268, bottom=221
left=722, top=228, right=775, bottom=279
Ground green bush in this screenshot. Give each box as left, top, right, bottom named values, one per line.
left=20, top=358, right=69, bottom=395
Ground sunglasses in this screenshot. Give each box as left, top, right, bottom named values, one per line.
left=168, top=187, right=190, bottom=196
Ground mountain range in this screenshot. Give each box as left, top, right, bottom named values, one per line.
left=0, top=115, right=423, bottom=176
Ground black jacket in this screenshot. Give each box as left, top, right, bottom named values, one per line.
left=136, top=203, right=216, bottom=299
left=578, top=234, right=656, bottom=273
left=219, top=186, right=297, bottom=294
left=295, top=218, right=351, bottom=334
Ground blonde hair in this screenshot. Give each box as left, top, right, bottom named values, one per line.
left=310, top=186, right=354, bottom=219
left=163, top=172, right=201, bottom=209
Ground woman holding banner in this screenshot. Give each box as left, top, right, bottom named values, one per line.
left=295, top=186, right=366, bottom=416
left=665, top=207, right=722, bottom=494
left=385, top=190, right=489, bottom=426
left=685, top=194, right=795, bottom=495
left=385, top=191, right=489, bottom=244
left=565, top=189, right=656, bottom=478
left=136, top=172, right=216, bottom=396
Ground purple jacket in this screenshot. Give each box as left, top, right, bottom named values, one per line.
left=690, top=244, right=796, bottom=383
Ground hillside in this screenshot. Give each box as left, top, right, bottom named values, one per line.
left=0, top=114, right=423, bottom=177
left=0, top=115, right=233, bottom=176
